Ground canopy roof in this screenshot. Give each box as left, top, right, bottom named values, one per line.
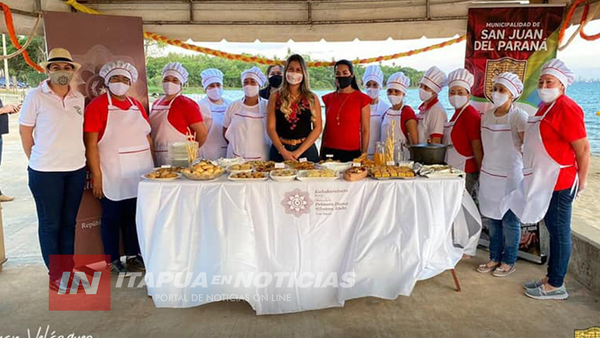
left=4, top=0, right=600, bottom=42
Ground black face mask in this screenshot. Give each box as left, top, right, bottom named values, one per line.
left=336, top=76, right=353, bottom=89
left=268, top=75, right=283, bottom=88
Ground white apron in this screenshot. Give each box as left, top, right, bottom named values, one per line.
left=367, top=102, right=385, bottom=156
left=478, top=107, right=525, bottom=220
left=443, top=106, right=473, bottom=171
left=201, top=100, right=229, bottom=160
left=225, top=100, right=270, bottom=161
left=381, top=107, right=410, bottom=161
left=517, top=101, right=577, bottom=224
left=149, top=95, right=188, bottom=166
left=98, top=95, right=154, bottom=201
left=417, top=113, right=428, bottom=144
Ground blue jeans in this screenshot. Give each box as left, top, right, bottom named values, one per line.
left=544, top=188, right=575, bottom=287
left=269, top=143, right=319, bottom=163
left=484, top=210, right=521, bottom=266
left=101, top=197, right=141, bottom=263
left=28, top=167, right=86, bottom=279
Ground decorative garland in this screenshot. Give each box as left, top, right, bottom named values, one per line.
left=0, top=3, right=44, bottom=72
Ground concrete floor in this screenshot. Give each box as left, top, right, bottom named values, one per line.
left=1, top=250, right=599, bottom=338
left=1, top=95, right=600, bottom=337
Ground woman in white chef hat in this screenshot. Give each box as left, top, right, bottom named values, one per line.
left=84, top=60, right=153, bottom=274
left=445, top=68, right=482, bottom=197
left=520, top=59, right=589, bottom=300
left=198, top=68, right=231, bottom=160
left=476, top=72, right=528, bottom=278
left=381, top=71, right=418, bottom=160
left=417, top=66, right=448, bottom=144
left=222, top=66, right=270, bottom=160
left=150, top=62, right=207, bottom=165
left=362, top=65, right=390, bottom=157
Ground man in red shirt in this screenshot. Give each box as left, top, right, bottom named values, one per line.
left=84, top=60, right=154, bottom=275
left=522, top=59, right=590, bottom=301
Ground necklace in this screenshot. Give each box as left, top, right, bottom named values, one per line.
left=335, top=91, right=351, bottom=125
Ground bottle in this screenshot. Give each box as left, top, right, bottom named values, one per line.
left=374, top=141, right=385, bottom=166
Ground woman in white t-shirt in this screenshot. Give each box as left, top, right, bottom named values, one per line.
left=476, top=72, right=528, bottom=278
left=19, top=48, right=86, bottom=289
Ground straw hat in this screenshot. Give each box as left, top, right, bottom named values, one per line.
left=40, top=48, right=81, bottom=70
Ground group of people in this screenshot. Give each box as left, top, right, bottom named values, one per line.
left=19, top=48, right=589, bottom=300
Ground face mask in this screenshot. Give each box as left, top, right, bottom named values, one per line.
left=366, top=88, right=380, bottom=99
left=449, top=95, right=469, bottom=109
left=336, top=76, right=353, bottom=89
left=491, top=92, right=509, bottom=108
left=162, top=81, right=181, bottom=96
left=207, top=87, right=223, bottom=101
left=387, top=94, right=404, bottom=106
left=243, top=84, right=260, bottom=98
left=419, top=88, right=433, bottom=101
left=286, top=72, right=303, bottom=85
left=108, top=82, right=130, bottom=96
left=268, top=75, right=283, bottom=88
left=537, top=88, right=560, bottom=103
left=49, top=71, right=74, bottom=86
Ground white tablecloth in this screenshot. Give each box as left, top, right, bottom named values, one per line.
left=136, top=176, right=475, bottom=315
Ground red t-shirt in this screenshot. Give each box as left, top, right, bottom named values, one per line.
left=449, top=105, right=481, bottom=174
left=536, top=95, right=586, bottom=191
left=322, top=90, right=372, bottom=151
left=84, top=94, right=149, bottom=141
left=151, top=95, right=204, bottom=135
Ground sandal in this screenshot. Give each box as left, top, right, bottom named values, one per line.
left=493, top=265, right=516, bottom=277
left=476, top=262, right=499, bottom=273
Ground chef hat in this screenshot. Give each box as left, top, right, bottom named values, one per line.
left=99, top=60, right=138, bottom=83
left=162, top=62, right=189, bottom=84
left=540, top=59, right=576, bottom=88
left=447, top=68, right=474, bottom=93
left=201, top=68, right=224, bottom=89
left=493, top=72, right=524, bottom=98
left=420, top=66, right=447, bottom=93
left=241, top=66, right=267, bottom=87
left=386, top=72, right=410, bottom=94
left=362, top=65, right=384, bottom=88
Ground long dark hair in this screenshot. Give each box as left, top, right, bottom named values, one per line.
left=265, top=64, right=283, bottom=88
left=334, top=59, right=360, bottom=91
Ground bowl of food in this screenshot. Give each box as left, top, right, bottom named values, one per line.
left=143, top=168, right=181, bottom=181
left=269, top=169, right=298, bottom=182
left=227, top=163, right=253, bottom=174
left=228, top=172, right=268, bottom=181
left=181, top=162, right=225, bottom=180
left=296, top=169, right=339, bottom=181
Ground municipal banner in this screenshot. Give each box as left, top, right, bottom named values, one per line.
left=465, top=5, right=564, bottom=115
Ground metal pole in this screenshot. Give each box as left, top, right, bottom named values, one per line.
left=2, top=34, right=9, bottom=90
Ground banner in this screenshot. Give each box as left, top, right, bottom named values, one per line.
left=44, top=12, right=148, bottom=255
left=465, top=5, right=564, bottom=264
left=465, top=5, right=564, bottom=115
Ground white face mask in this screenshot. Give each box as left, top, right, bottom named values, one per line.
left=537, top=88, right=560, bottom=103
left=286, top=72, right=303, bottom=85
left=163, top=81, right=181, bottom=96
left=419, top=88, right=433, bottom=101
left=207, top=87, right=223, bottom=101
left=449, top=95, right=469, bottom=109
left=243, top=84, right=260, bottom=98
left=491, top=92, right=509, bottom=108
left=387, top=94, right=404, bottom=106
left=108, top=82, right=130, bottom=96
left=366, top=88, right=380, bottom=99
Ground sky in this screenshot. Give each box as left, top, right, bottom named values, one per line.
left=158, top=20, right=600, bottom=80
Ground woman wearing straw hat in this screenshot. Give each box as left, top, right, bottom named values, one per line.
left=84, top=60, right=154, bottom=275
left=150, top=62, right=207, bottom=166
left=19, top=48, right=86, bottom=289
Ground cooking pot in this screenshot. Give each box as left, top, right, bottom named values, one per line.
left=408, top=143, right=448, bottom=165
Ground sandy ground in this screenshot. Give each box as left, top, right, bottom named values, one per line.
left=571, top=155, right=600, bottom=240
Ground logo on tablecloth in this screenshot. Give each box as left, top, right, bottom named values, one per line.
left=281, top=188, right=313, bottom=217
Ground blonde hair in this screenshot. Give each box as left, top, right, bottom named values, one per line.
left=277, top=54, right=317, bottom=121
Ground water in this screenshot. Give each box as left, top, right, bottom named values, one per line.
left=192, top=82, right=600, bottom=154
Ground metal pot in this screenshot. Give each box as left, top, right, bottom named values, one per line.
left=408, top=143, right=448, bottom=165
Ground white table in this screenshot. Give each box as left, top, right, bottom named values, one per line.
left=136, top=176, right=476, bottom=315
